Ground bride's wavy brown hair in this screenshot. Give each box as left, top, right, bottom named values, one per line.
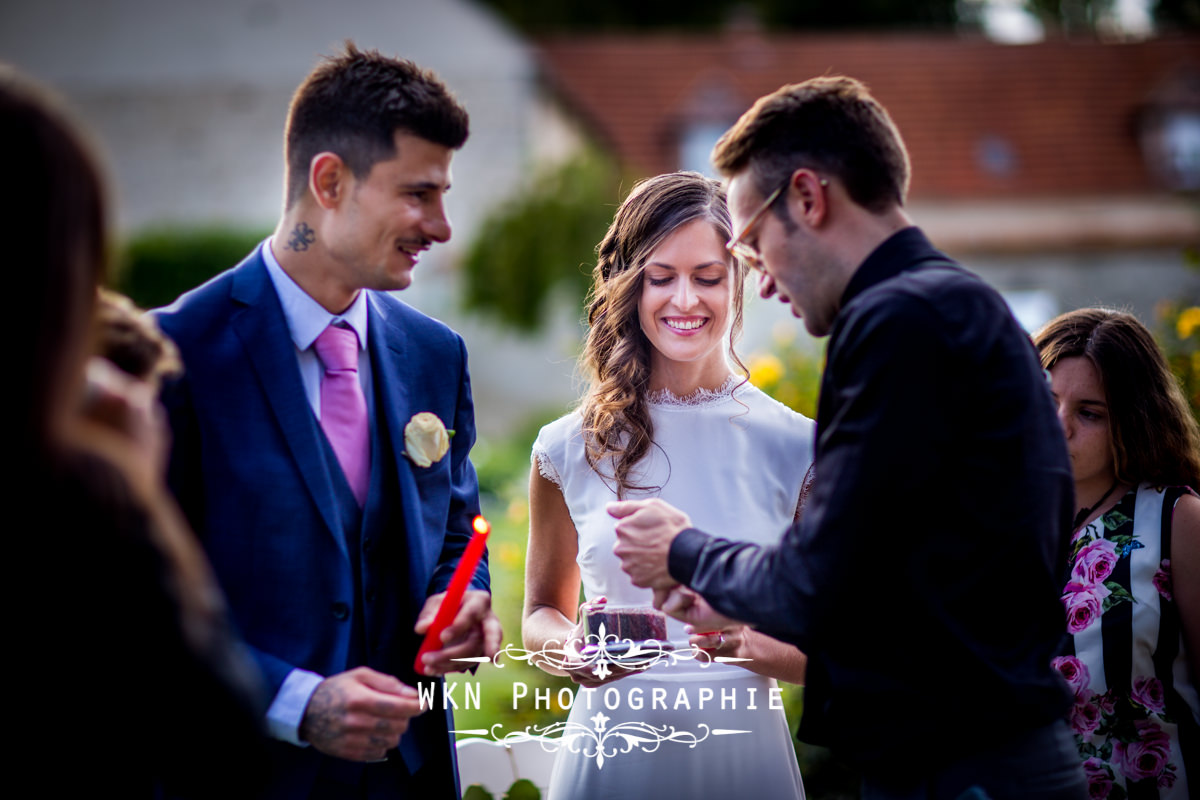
left=580, top=171, right=744, bottom=497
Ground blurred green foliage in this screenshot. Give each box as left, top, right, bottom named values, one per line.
left=1023, top=0, right=1200, bottom=33
left=112, top=227, right=269, bottom=309
left=450, top=411, right=576, bottom=736
left=1154, top=250, right=1200, bottom=423
left=461, top=778, right=541, bottom=800
left=460, top=150, right=625, bottom=333
left=1152, top=0, right=1200, bottom=29
left=504, top=779, right=541, bottom=800
left=476, top=0, right=960, bottom=32
left=480, top=0, right=1197, bottom=33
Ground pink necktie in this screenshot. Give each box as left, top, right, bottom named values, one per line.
left=313, top=324, right=369, bottom=506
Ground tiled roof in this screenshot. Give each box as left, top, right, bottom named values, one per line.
left=536, top=32, right=1200, bottom=200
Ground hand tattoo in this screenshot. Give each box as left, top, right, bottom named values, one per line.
left=300, top=679, right=343, bottom=746
left=286, top=222, right=316, bottom=251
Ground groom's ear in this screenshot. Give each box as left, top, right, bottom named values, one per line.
left=309, top=152, right=348, bottom=210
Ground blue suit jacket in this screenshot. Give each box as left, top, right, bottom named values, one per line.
left=157, top=248, right=487, bottom=796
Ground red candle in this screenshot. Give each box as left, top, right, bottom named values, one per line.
left=414, top=515, right=491, bottom=674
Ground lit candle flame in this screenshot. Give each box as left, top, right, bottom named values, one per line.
left=472, top=515, right=491, bottom=536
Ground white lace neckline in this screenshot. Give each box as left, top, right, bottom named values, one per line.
left=646, top=374, right=743, bottom=408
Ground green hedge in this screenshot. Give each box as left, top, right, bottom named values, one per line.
left=461, top=150, right=626, bottom=333
left=113, top=226, right=270, bottom=309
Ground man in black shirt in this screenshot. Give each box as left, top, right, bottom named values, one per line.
left=611, top=77, right=1087, bottom=799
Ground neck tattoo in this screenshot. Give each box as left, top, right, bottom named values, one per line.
left=286, top=222, right=316, bottom=251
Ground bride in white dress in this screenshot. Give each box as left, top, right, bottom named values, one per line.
left=524, top=172, right=813, bottom=798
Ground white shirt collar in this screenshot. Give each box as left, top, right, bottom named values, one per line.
left=261, top=238, right=369, bottom=352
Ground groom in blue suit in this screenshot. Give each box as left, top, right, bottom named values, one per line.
left=157, top=44, right=501, bottom=798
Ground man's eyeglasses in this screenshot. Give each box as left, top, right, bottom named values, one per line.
left=725, top=184, right=785, bottom=272
left=725, top=178, right=826, bottom=272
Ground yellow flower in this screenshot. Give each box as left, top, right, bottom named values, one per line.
left=1177, top=306, right=1200, bottom=339
left=506, top=497, right=529, bottom=525
left=748, top=353, right=785, bottom=387
left=497, top=541, right=522, bottom=570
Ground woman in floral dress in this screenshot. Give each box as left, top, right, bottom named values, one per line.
left=1035, top=308, right=1200, bottom=799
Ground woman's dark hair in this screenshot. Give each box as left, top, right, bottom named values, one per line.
left=1034, top=307, right=1200, bottom=490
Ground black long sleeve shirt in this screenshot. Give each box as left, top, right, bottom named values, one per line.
left=670, top=227, right=1075, bottom=770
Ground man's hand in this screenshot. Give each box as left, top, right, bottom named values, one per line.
left=300, top=667, right=423, bottom=762
left=654, top=586, right=742, bottom=631
left=609, top=498, right=690, bottom=590
left=82, top=357, right=171, bottom=484
left=414, top=589, right=503, bottom=676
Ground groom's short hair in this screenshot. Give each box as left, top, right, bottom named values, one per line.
left=712, top=76, right=909, bottom=215
left=283, top=41, right=469, bottom=209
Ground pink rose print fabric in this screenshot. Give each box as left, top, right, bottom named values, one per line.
left=1053, top=485, right=1197, bottom=799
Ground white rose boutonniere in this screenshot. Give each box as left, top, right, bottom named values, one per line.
left=404, top=412, right=453, bottom=467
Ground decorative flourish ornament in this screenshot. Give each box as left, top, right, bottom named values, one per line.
left=448, top=629, right=755, bottom=764
left=484, top=622, right=745, bottom=679
left=455, top=719, right=743, bottom=769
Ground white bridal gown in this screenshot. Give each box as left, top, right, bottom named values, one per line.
left=532, top=377, right=813, bottom=799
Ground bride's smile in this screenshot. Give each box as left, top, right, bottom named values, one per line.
left=662, top=316, right=708, bottom=332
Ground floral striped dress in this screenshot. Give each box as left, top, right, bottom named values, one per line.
left=1054, top=484, right=1199, bottom=799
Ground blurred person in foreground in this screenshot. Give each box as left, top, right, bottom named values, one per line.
left=1036, top=308, right=1200, bottom=799
left=96, top=286, right=182, bottom=388
left=85, top=288, right=183, bottom=488
left=155, top=43, right=500, bottom=798
left=5, top=66, right=265, bottom=796
left=610, top=76, right=1088, bottom=800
